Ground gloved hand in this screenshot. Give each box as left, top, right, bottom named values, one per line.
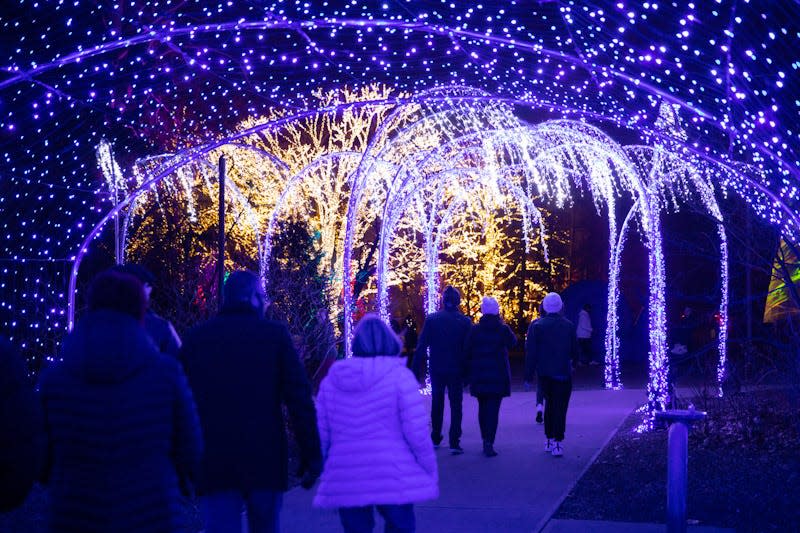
left=300, top=470, right=319, bottom=490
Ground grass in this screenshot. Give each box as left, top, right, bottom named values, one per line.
left=554, top=388, right=800, bottom=532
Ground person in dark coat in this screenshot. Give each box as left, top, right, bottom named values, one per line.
left=464, top=296, right=516, bottom=457
left=403, top=314, right=418, bottom=359
left=524, top=292, right=579, bottom=457
left=113, top=263, right=182, bottom=357
left=38, top=270, right=202, bottom=533
left=0, top=336, right=44, bottom=512
left=180, top=270, right=322, bottom=533
left=412, top=286, right=472, bottom=453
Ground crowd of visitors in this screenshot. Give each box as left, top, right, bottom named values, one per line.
left=0, top=264, right=586, bottom=533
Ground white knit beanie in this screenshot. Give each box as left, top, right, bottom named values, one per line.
left=480, top=296, right=500, bottom=316
left=542, top=292, right=563, bottom=314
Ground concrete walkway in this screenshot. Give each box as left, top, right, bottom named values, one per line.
left=281, top=387, right=648, bottom=533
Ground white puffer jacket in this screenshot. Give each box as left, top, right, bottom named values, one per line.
left=313, top=356, right=439, bottom=508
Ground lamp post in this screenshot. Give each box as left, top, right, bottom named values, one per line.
left=655, top=405, right=707, bottom=533
left=218, top=155, right=226, bottom=312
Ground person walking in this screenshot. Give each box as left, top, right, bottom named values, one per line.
left=180, top=270, right=322, bottom=533
left=524, top=292, right=579, bottom=457
left=464, top=296, right=516, bottom=457
left=577, top=303, right=596, bottom=365
left=412, top=286, right=472, bottom=453
left=38, top=270, right=202, bottom=532
left=314, top=314, right=438, bottom=533
left=113, top=263, right=182, bottom=357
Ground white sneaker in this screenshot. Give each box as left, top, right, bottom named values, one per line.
left=551, top=441, right=564, bottom=457
left=544, top=439, right=553, bottom=453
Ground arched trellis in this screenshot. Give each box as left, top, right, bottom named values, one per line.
left=375, top=119, right=640, bottom=393
left=614, top=145, right=730, bottom=397
left=375, top=166, right=550, bottom=323
left=67, top=92, right=800, bottom=423
left=341, top=109, right=668, bottom=410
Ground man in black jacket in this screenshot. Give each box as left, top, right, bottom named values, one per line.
left=412, top=286, right=472, bottom=454
left=180, top=270, right=322, bottom=533
left=524, top=292, right=579, bottom=458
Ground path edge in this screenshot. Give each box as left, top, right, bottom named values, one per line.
left=531, top=391, right=646, bottom=533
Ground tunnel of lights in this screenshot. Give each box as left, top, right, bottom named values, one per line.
left=2, top=3, right=800, bottom=422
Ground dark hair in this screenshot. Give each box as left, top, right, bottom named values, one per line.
left=442, top=286, right=461, bottom=309
left=110, top=263, right=155, bottom=285
left=583, top=303, right=592, bottom=311
left=223, top=270, right=262, bottom=307
left=352, top=314, right=403, bottom=357
left=88, top=270, right=147, bottom=321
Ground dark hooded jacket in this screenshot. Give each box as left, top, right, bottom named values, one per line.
left=464, top=315, right=517, bottom=397
left=412, top=307, right=472, bottom=378
left=179, top=304, right=322, bottom=494
left=0, top=337, right=44, bottom=511
left=38, top=310, right=202, bottom=533
left=524, top=313, right=579, bottom=381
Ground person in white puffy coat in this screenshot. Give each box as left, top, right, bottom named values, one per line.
left=314, top=314, right=439, bottom=533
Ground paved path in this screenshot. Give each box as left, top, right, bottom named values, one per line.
left=282, top=387, right=646, bottom=533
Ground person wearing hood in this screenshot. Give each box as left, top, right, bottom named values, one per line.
left=314, top=314, right=438, bottom=533
left=524, top=292, right=579, bottom=458
left=411, top=286, right=472, bottom=453
left=38, top=270, right=202, bottom=532
left=464, top=297, right=517, bottom=458
left=180, top=270, right=322, bottom=533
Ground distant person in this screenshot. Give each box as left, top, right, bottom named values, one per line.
left=671, top=305, right=696, bottom=356
left=403, top=314, right=418, bottom=359
left=524, top=292, right=579, bottom=457
left=0, top=336, right=44, bottom=512
left=577, top=303, right=597, bottom=365
left=464, top=296, right=516, bottom=457
left=314, top=314, right=438, bottom=533
left=180, top=271, right=322, bottom=533
left=412, top=286, right=472, bottom=453
left=113, top=263, right=182, bottom=357
left=38, top=270, right=202, bottom=531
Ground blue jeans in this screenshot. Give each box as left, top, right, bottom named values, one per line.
left=201, top=490, right=282, bottom=533
left=339, top=504, right=415, bottom=533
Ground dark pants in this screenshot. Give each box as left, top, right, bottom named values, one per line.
left=339, top=504, right=415, bottom=533
left=430, top=372, right=463, bottom=446
left=536, top=375, right=544, bottom=406
left=476, top=394, right=503, bottom=444
left=201, top=490, right=282, bottom=533
left=540, top=376, right=572, bottom=441
left=578, top=338, right=592, bottom=364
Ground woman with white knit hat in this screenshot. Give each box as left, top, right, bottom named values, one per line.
left=524, top=292, right=579, bottom=457
left=464, top=296, right=517, bottom=457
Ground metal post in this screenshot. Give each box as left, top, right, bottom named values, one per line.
left=655, top=405, right=706, bottom=533
left=666, top=421, right=689, bottom=533
left=218, top=155, right=226, bottom=312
